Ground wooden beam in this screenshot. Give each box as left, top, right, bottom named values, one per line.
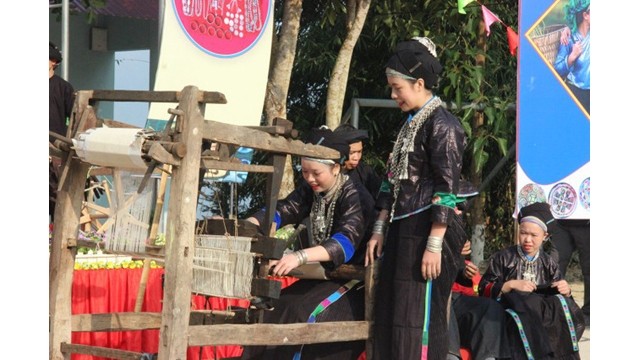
left=202, top=120, right=340, bottom=159
left=188, top=321, right=370, bottom=346
left=83, top=201, right=111, bottom=217
left=146, top=141, right=182, bottom=166
left=60, top=343, right=144, bottom=360
left=326, top=264, right=366, bottom=281
left=72, top=312, right=162, bottom=332
left=82, top=89, right=227, bottom=104
left=87, top=167, right=114, bottom=177
left=201, top=158, right=274, bottom=173
left=365, top=261, right=379, bottom=358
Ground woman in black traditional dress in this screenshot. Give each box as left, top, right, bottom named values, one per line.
left=365, top=36, right=471, bottom=360
left=478, top=202, right=585, bottom=360
left=241, top=126, right=375, bottom=360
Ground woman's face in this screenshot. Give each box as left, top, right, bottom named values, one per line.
left=301, top=159, right=339, bottom=193
left=387, top=75, right=426, bottom=112
left=344, top=141, right=363, bottom=171
left=518, top=222, right=548, bottom=256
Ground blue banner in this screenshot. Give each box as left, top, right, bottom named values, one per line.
left=517, top=0, right=590, bottom=219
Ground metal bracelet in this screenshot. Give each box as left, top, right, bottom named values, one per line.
left=293, top=250, right=303, bottom=266
left=372, top=219, right=387, bottom=235
left=295, top=250, right=308, bottom=265
left=426, top=235, right=443, bottom=253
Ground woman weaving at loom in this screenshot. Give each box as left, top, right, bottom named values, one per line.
left=240, top=126, right=376, bottom=360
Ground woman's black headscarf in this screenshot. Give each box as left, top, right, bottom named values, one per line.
left=305, top=126, right=350, bottom=164
left=385, top=37, right=443, bottom=89
left=333, top=123, right=369, bottom=145
left=518, top=202, right=558, bottom=236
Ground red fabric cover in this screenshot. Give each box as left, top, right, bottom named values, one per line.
left=451, top=260, right=481, bottom=297
left=71, top=269, right=299, bottom=359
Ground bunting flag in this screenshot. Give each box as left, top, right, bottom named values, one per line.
left=481, top=5, right=501, bottom=36
left=457, top=0, right=519, bottom=57
left=506, top=26, right=519, bottom=56
left=458, top=0, right=475, bottom=14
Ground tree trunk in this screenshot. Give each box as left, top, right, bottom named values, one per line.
left=325, top=0, right=371, bottom=129
left=470, top=19, right=488, bottom=266
left=262, top=0, right=303, bottom=198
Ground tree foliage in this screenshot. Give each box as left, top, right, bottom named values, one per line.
left=50, top=0, right=107, bottom=24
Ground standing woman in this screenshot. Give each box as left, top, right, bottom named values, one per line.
left=365, top=37, right=470, bottom=360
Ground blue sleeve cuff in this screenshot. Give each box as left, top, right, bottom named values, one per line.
left=274, top=211, right=282, bottom=229
left=331, top=233, right=355, bottom=262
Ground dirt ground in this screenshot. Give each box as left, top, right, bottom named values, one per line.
left=566, top=263, right=589, bottom=360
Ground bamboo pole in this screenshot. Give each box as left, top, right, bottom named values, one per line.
left=134, top=164, right=171, bottom=312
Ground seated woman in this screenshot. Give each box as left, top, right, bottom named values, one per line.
left=449, top=241, right=511, bottom=360
left=240, top=126, right=375, bottom=360
left=478, top=202, right=585, bottom=360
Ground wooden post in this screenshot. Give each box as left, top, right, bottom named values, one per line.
left=49, top=158, right=90, bottom=360
left=50, top=89, right=96, bottom=360
left=157, top=86, right=204, bottom=360
left=365, top=260, right=378, bottom=358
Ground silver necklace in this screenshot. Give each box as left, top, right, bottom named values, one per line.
left=517, top=245, right=539, bottom=283
left=310, top=173, right=347, bottom=245
left=387, top=96, right=443, bottom=221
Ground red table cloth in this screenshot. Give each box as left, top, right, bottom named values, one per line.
left=71, top=268, right=298, bottom=360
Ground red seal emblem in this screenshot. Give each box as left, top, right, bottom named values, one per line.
left=173, top=0, right=271, bottom=57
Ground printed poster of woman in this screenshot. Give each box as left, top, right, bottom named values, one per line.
left=527, top=0, right=590, bottom=116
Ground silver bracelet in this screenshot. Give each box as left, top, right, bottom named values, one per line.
left=372, top=219, right=387, bottom=235
left=294, top=250, right=303, bottom=265
left=295, top=250, right=308, bottom=266
left=426, top=235, right=443, bottom=253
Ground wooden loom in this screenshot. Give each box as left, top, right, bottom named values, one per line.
left=49, top=86, right=377, bottom=360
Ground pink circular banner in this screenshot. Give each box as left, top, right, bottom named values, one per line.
left=173, top=0, right=271, bottom=58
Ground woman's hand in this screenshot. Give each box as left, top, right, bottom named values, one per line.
left=365, top=233, right=384, bottom=267
left=504, top=279, right=537, bottom=293
left=568, top=40, right=585, bottom=67
left=463, top=261, right=478, bottom=280
left=552, top=279, right=572, bottom=296
left=269, top=253, right=300, bottom=277
left=421, top=250, right=441, bottom=280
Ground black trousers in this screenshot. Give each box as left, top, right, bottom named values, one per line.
left=552, top=219, right=590, bottom=316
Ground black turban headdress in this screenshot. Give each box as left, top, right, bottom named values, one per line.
left=305, top=126, right=350, bottom=164
left=333, top=123, right=369, bottom=145
left=518, top=202, right=557, bottom=236
left=50, top=42, right=62, bottom=63
left=385, top=37, right=443, bottom=89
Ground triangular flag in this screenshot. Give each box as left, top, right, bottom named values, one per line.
left=506, top=26, right=519, bottom=56
left=458, top=0, right=475, bottom=14
left=481, top=5, right=501, bottom=36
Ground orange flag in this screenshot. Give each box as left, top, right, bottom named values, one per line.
left=481, top=5, right=501, bottom=36
left=506, top=26, right=519, bottom=56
